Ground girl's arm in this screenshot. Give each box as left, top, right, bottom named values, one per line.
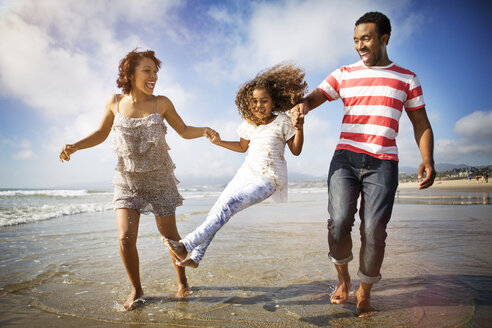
left=59, top=95, right=116, bottom=162
left=287, top=110, right=304, bottom=156
left=161, top=96, right=213, bottom=139
left=209, top=132, right=250, bottom=153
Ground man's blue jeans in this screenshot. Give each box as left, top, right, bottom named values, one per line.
left=327, top=149, right=398, bottom=284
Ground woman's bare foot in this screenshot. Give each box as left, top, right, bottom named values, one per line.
left=176, top=258, right=199, bottom=268
left=161, top=237, right=187, bottom=260
left=123, top=288, right=144, bottom=311
left=356, top=287, right=376, bottom=317
left=330, top=281, right=351, bottom=304
left=176, top=282, right=192, bottom=298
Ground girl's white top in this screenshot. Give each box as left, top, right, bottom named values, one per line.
left=236, top=112, right=296, bottom=203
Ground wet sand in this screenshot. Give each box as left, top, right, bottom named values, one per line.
left=1, top=190, right=491, bottom=327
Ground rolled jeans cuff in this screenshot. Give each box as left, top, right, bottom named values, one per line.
left=179, top=239, right=193, bottom=254
left=357, top=269, right=381, bottom=284
left=328, top=253, right=353, bottom=265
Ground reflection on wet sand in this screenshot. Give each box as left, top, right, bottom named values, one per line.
left=396, top=190, right=491, bottom=205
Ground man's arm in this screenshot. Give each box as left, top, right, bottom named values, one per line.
left=293, top=88, right=327, bottom=115
left=407, top=108, right=436, bottom=189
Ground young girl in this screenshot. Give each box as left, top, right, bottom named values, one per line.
left=163, top=64, right=307, bottom=268
left=59, top=49, right=214, bottom=310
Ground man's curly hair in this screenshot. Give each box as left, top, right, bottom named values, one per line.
left=235, top=63, right=308, bottom=125
left=356, top=12, right=391, bottom=44
left=116, top=48, right=161, bottom=95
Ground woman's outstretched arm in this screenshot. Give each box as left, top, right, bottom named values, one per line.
left=59, top=95, right=116, bottom=162
left=161, top=96, right=213, bottom=139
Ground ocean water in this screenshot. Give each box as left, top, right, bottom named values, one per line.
left=0, top=187, right=491, bottom=327
left=0, top=188, right=225, bottom=227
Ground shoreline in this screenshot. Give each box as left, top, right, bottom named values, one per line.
left=289, top=178, right=492, bottom=193
left=398, top=178, right=492, bottom=192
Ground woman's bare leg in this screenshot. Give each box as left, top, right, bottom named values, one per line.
left=115, top=208, right=143, bottom=310
left=156, top=213, right=191, bottom=298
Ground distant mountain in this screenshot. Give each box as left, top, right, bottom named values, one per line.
left=289, top=171, right=324, bottom=182
left=435, top=163, right=473, bottom=171
left=399, top=166, right=418, bottom=174
left=48, top=164, right=489, bottom=189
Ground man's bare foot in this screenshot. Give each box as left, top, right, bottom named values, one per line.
left=161, top=237, right=187, bottom=260
left=330, top=281, right=351, bottom=304
left=123, top=288, right=144, bottom=311
left=356, top=288, right=376, bottom=317
left=176, top=282, right=192, bottom=298
left=176, top=258, right=199, bottom=268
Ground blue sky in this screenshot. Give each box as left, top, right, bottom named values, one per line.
left=0, top=0, right=491, bottom=188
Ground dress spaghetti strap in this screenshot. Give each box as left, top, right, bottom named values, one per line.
left=155, top=96, right=159, bottom=114
left=115, top=94, right=120, bottom=113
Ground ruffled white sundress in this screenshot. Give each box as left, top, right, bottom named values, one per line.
left=112, top=95, right=183, bottom=216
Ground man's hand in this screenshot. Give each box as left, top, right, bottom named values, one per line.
left=417, top=160, right=436, bottom=189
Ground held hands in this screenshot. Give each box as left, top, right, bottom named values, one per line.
left=290, top=106, right=305, bottom=130
left=59, top=144, right=77, bottom=162
left=291, top=101, right=309, bottom=116
left=204, top=128, right=221, bottom=145
left=417, top=160, right=436, bottom=189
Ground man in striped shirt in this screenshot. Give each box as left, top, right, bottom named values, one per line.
left=291, top=11, right=435, bottom=317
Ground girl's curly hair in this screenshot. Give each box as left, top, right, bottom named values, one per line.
left=235, top=63, right=308, bottom=125
left=116, top=49, right=161, bottom=95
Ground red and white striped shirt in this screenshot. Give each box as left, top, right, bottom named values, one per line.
left=318, top=60, right=425, bottom=161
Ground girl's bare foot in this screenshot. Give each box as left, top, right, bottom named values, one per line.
left=176, top=282, right=192, bottom=298
left=124, top=288, right=144, bottom=311
left=161, top=237, right=187, bottom=260
left=176, top=258, right=199, bottom=268
left=356, top=288, right=376, bottom=317
left=330, top=281, right=351, bottom=304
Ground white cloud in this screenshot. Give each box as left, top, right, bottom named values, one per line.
left=435, top=138, right=492, bottom=164
left=433, top=109, right=492, bottom=164
left=0, top=0, right=184, bottom=122
left=13, top=149, right=35, bottom=160
left=196, top=0, right=420, bottom=81
left=454, top=110, right=492, bottom=140
left=398, top=109, right=492, bottom=166
left=208, top=6, right=236, bottom=25
left=1, top=137, right=36, bottom=160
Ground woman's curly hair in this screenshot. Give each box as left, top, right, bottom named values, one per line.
left=235, top=63, right=308, bottom=125
left=116, top=49, right=161, bottom=95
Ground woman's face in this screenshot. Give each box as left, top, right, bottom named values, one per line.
left=131, top=57, right=158, bottom=95
left=251, top=88, right=274, bottom=122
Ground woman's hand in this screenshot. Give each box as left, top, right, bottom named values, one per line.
left=59, top=144, right=77, bottom=162
left=205, top=129, right=221, bottom=145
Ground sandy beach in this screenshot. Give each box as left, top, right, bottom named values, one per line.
left=398, top=178, right=492, bottom=192
left=1, top=187, right=491, bottom=327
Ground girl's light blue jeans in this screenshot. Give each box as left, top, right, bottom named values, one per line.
left=180, top=173, right=275, bottom=263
